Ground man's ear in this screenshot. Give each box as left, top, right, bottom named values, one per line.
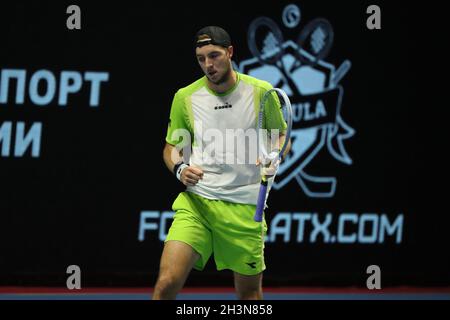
left=227, top=46, right=234, bottom=58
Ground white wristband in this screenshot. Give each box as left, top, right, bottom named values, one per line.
left=176, top=164, right=189, bottom=181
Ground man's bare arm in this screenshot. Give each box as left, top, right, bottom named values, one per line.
left=163, top=143, right=182, bottom=173
left=278, top=133, right=291, bottom=161
left=162, top=143, right=203, bottom=186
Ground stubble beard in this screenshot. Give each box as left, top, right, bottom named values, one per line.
left=210, top=65, right=232, bottom=85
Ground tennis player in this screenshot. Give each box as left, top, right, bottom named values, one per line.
left=153, top=26, right=290, bottom=300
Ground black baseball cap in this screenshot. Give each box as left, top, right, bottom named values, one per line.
left=194, top=26, right=232, bottom=48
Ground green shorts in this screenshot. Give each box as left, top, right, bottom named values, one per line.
left=165, top=191, right=267, bottom=275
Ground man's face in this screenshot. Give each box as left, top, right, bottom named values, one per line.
left=195, top=44, right=233, bottom=85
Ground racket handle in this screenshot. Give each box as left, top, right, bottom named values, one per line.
left=254, top=181, right=268, bottom=222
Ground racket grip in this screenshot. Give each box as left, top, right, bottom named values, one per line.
left=254, top=182, right=268, bottom=222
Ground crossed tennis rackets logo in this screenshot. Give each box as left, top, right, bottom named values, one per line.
left=235, top=4, right=355, bottom=198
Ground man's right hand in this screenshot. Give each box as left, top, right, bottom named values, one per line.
left=180, top=166, right=204, bottom=186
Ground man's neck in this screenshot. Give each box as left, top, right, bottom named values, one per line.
left=207, top=70, right=237, bottom=94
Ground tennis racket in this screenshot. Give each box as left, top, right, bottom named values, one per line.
left=254, top=88, right=293, bottom=222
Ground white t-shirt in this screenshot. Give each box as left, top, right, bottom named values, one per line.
left=166, top=72, right=286, bottom=205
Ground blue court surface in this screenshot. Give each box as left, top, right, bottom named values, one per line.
left=1, top=287, right=450, bottom=300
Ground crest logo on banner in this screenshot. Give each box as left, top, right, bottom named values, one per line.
left=235, top=4, right=355, bottom=198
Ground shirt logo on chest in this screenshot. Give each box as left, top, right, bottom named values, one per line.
left=214, top=102, right=233, bottom=110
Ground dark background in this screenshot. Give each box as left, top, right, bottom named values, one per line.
left=0, top=1, right=448, bottom=288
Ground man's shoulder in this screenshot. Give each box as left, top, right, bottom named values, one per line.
left=238, top=72, right=273, bottom=91
left=176, top=77, right=206, bottom=98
